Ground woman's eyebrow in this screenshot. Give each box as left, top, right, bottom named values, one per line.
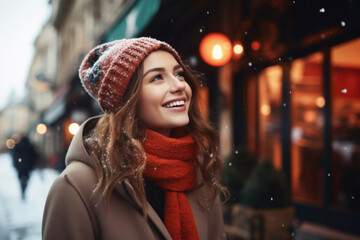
left=173, top=65, right=183, bottom=71
left=143, top=65, right=183, bottom=78
left=143, top=67, right=165, bottom=78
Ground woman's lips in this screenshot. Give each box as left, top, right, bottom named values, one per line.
left=164, top=105, right=186, bottom=111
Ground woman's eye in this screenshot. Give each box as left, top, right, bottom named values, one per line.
left=175, top=71, right=185, bottom=79
left=150, top=74, right=162, bottom=82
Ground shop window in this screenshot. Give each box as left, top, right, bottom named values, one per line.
left=258, top=65, right=283, bottom=169
left=331, top=38, right=360, bottom=212
left=290, top=52, right=324, bottom=206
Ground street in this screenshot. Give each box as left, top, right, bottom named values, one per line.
left=1, top=151, right=359, bottom=240
left=0, top=153, right=59, bottom=240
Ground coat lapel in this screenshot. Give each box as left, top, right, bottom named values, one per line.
left=187, top=185, right=209, bottom=240
left=146, top=203, right=173, bottom=240
left=115, top=180, right=172, bottom=240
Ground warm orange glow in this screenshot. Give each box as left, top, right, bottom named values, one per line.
left=251, top=41, right=261, bottom=51
left=261, top=104, right=271, bottom=116
left=6, top=139, right=15, bottom=149
left=304, top=110, right=317, bottom=123
left=199, top=33, right=232, bottom=66
left=198, top=87, right=209, bottom=120
left=316, top=97, right=325, bottom=108
left=212, top=44, right=223, bottom=59
left=233, top=43, right=244, bottom=55
left=68, top=122, right=80, bottom=135
left=36, top=123, right=47, bottom=135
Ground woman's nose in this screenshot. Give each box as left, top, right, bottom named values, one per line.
left=169, top=77, right=186, bottom=93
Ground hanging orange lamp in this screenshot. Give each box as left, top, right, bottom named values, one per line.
left=199, top=33, right=232, bottom=66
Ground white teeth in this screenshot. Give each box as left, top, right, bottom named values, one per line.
left=164, top=100, right=185, bottom=108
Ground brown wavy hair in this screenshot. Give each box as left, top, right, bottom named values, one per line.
left=84, top=52, right=228, bottom=215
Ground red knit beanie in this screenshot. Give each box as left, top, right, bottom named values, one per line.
left=79, top=37, right=181, bottom=113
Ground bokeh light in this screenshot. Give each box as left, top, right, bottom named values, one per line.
left=199, top=33, right=232, bottom=66
left=6, top=139, right=15, bottom=149
left=316, top=97, right=325, bottom=108
left=36, top=123, right=47, bottom=135
left=68, top=122, right=80, bottom=135
left=251, top=41, right=261, bottom=51
left=233, top=43, right=244, bottom=55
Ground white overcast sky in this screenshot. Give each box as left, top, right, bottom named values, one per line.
left=0, top=0, right=51, bottom=110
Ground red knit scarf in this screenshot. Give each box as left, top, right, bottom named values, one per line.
left=142, top=129, right=200, bottom=240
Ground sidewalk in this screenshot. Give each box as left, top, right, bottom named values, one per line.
left=294, top=221, right=360, bottom=240
left=0, top=153, right=59, bottom=240
left=1, top=152, right=359, bottom=240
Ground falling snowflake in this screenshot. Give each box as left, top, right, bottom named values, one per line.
left=319, top=8, right=325, bottom=13
left=189, top=56, right=198, bottom=66
left=341, top=88, right=347, bottom=94
left=341, top=21, right=346, bottom=27
left=228, top=162, right=232, bottom=166
left=235, top=150, right=239, bottom=154
left=248, top=62, right=252, bottom=67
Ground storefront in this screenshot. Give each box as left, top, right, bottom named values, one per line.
left=40, top=77, right=93, bottom=170
left=240, top=37, right=360, bottom=235
left=135, top=0, right=360, bottom=235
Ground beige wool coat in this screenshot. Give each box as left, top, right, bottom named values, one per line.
left=42, top=117, right=227, bottom=240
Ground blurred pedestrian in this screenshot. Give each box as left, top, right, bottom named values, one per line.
left=43, top=37, right=228, bottom=240
left=11, top=135, right=38, bottom=200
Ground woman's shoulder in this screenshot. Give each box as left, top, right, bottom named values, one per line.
left=59, top=161, right=97, bottom=194
left=47, top=161, right=97, bottom=205
left=65, top=116, right=101, bottom=166
left=43, top=162, right=101, bottom=239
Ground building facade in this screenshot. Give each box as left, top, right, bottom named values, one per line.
left=0, top=103, right=32, bottom=152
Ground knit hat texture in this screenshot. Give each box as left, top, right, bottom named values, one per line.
left=79, top=37, right=181, bottom=113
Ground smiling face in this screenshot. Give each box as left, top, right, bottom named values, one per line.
left=139, top=50, right=192, bottom=137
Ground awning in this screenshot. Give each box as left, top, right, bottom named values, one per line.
left=106, top=0, right=161, bottom=41
left=42, top=94, right=67, bottom=126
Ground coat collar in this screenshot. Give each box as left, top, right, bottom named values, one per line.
left=116, top=180, right=173, bottom=240
left=115, top=176, right=212, bottom=240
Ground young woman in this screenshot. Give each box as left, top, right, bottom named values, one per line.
left=42, top=37, right=228, bottom=240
